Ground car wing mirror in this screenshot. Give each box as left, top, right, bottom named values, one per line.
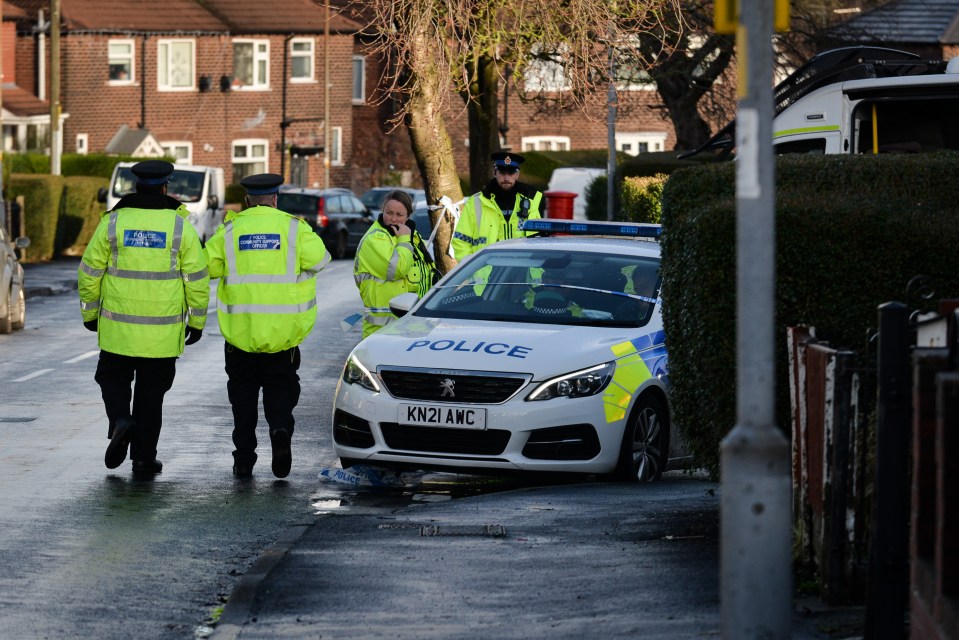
left=97, top=187, right=107, bottom=203
left=389, top=292, right=420, bottom=318
left=15, top=237, right=31, bottom=249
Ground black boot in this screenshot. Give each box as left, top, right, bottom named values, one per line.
left=132, top=459, right=163, bottom=475
left=271, top=429, right=292, bottom=479
left=105, top=418, right=135, bottom=469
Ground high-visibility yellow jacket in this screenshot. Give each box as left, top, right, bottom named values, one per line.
left=353, top=219, right=436, bottom=338
left=78, top=198, right=209, bottom=358
left=205, top=205, right=329, bottom=353
left=451, top=183, right=542, bottom=260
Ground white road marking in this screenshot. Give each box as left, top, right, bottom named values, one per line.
left=63, top=351, right=99, bottom=364
left=12, top=369, right=54, bottom=382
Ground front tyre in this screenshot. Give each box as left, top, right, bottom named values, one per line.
left=11, top=285, right=25, bottom=330
left=614, top=395, right=668, bottom=482
left=0, top=285, right=13, bottom=334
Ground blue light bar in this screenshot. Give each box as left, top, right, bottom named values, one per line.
left=520, top=218, right=662, bottom=239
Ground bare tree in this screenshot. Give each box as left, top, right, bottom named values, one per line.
left=356, top=0, right=684, bottom=270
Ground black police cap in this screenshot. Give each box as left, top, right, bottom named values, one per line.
left=131, top=160, right=174, bottom=185
left=490, top=151, right=525, bottom=171
left=240, top=173, right=284, bottom=195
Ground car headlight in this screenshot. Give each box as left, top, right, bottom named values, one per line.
left=342, top=354, right=380, bottom=392
left=526, top=362, right=614, bottom=401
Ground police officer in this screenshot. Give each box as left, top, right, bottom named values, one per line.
left=78, top=159, right=209, bottom=476
left=204, top=173, right=329, bottom=479
left=451, top=151, right=543, bottom=260
left=353, top=190, right=437, bottom=338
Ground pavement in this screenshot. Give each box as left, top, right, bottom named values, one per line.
left=21, top=259, right=866, bottom=640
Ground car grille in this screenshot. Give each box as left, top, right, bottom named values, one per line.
left=522, top=424, right=601, bottom=460
left=381, top=423, right=511, bottom=455
left=379, top=368, right=528, bottom=404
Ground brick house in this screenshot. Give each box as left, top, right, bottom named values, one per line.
left=5, top=0, right=361, bottom=189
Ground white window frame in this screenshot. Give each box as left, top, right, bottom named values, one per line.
left=161, top=141, right=193, bottom=164
left=615, top=132, right=667, bottom=156
left=76, top=133, right=88, bottom=155
left=232, top=138, right=269, bottom=179
left=352, top=56, right=366, bottom=104
left=521, top=135, right=571, bottom=152
left=232, top=39, right=270, bottom=90
left=157, top=39, right=195, bottom=91
left=290, top=38, right=315, bottom=83
left=108, top=39, right=135, bottom=85
left=330, top=127, right=343, bottom=165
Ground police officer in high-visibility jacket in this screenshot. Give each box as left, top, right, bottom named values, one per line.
left=204, top=173, right=329, bottom=479
left=353, top=190, right=437, bottom=338
left=451, top=152, right=543, bottom=260
left=78, top=160, right=209, bottom=476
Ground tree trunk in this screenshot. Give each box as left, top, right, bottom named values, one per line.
left=655, top=73, right=714, bottom=151
left=405, top=29, right=463, bottom=275
left=465, top=55, right=501, bottom=194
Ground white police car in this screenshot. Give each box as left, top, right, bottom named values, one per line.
left=332, top=219, right=689, bottom=482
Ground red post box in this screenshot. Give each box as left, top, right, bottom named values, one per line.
left=543, top=191, right=577, bottom=220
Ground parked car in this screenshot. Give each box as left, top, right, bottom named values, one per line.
left=0, top=222, right=29, bottom=334
left=360, top=187, right=427, bottom=217
left=331, top=218, right=692, bottom=481
left=276, top=186, right=373, bottom=260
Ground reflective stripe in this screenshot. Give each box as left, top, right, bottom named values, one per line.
left=183, top=267, right=208, bottom=282
left=106, top=267, right=181, bottom=280
left=474, top=194, right=483, bottom=230
left=364, top=306, right=392, bottom=313
left=285, top=218, right=298, bottom=274
left=224, top=221, right=238, bottom=274
left=108, top=212, right=119, bottom=268
left=101, top=308, right=186, bottom=325
left=79, top=262, right=105, bottom=277
left=452, top=231, right=485, bottom=246
left=364, top=314, right=391, bottom=326
left=217, top=298, right=317, bottom=315
left=80, top=300, right=100, bottom=311
left=303, top=253, right=331, bottom=275
left=170, top=216, right=183, bottom=271
left=354, top=272, right=387, bottom=286
left=224, top=272, right=316, bottom=285
left=385, top=246, right=402, bottom=281
left=188, top=306, right=208, bottom=317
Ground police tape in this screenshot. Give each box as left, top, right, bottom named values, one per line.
left=426, top=195, right=466, bottom=260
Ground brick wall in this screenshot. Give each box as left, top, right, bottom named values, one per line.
left=23, top=31, right=356, bottom=188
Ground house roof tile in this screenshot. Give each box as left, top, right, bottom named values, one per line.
left=6, top=0, right=359, bottom=34
left=833, top=0, right=959, bottom=44
left=1, top=83, right=49, bottom=116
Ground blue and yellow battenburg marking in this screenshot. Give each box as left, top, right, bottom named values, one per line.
left=603, top=330, right=668, bottom=423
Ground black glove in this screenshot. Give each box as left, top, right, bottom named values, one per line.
left=83, top=319, right=98, bottom=332
left=184, top=326, right=203, bottom=345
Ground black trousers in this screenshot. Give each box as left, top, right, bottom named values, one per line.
left=94, top=350, right=177, bottom=463
left=224, top=342, right=301, bottom=468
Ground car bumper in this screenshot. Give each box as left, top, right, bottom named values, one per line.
left=331, top=379, right=627, bottom=475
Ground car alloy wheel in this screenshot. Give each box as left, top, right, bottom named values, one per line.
left=615, top=395, right=668, bottom=482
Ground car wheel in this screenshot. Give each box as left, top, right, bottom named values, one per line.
left=614, top=394, right=668, bottom=482
left=11, top=285, right=25, bottom=330
left=0, top=285, right=12, bottom=334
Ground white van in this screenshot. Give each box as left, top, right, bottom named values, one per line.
left=100, top=162, right=227, bottom=242
left=684, top=46, right=959, bottom=159
left=546, top=167, right=606, bottom=220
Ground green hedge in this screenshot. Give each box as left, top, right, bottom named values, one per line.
left=8, top=174, right=64, bottom=263
left=660, top=153, right=959, bottom=478
left=58, top=176, right=109, bottom=256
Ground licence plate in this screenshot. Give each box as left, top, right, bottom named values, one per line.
left=398, top=404, right=487, bottom=429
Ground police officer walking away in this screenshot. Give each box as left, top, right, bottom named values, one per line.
left=204, top=174, right=329, bottom=479
left=451, top=152, right=543, bottom=260
left=78, top=160, right=209, bottom=477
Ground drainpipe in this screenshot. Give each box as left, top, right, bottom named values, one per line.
left=138, top=34, right=148, bottom=128
left=37, top=11, right=46, bottom=101
left=280, top=34, right=293, bottom=179
left=49, top=0, right=60, bottom=175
